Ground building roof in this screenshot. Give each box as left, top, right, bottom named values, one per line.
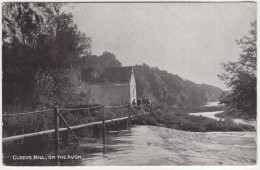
left=82, top=66, right=133, bottom=84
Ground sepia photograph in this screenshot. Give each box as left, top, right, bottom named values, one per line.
left=1, top=1, right=257, bottom=166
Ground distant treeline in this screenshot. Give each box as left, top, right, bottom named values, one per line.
left=134, top=64, right=222, bottom=109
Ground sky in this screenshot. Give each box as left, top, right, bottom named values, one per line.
left=64, top=2, right=256, bottom=90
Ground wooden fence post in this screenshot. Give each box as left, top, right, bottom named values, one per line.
left=54, top=106, right=59, bottom=157
left=102, top=106, right=106, bottom=144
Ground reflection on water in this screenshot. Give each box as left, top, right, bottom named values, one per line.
left=66, top=126, right=256, bottom=166
left=203, top=102, right=221, bottom=107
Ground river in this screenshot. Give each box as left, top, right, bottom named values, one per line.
left=5, top=126, right=256, bottom=166
left=5, top=125, right=256, bottom=166
left=71, top=126, right=256, bottom=166
left=190, top=102, right=257, bottom=128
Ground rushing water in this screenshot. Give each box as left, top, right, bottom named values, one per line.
left=5, top=125, right=256, bottom=166
left=76, top=126, right=256, bottom=166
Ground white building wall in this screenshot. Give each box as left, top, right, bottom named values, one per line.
left=130, top=68, right=137, bottom=104
left=83, top=84, right=131, bottom=105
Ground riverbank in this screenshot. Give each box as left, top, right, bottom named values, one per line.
left=132, top=105, right=255, bottom=132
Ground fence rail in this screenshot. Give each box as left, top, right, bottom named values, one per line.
left=59, top=105, right=102, bottom=111
left=2, top=104, right=132, bottom=115
left=2, top=103, right=149, bottom=157
left=2, top=109, right=54, bottom=116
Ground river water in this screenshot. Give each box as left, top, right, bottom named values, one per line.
left=190, top=102, right=257, bottom=128
left=6, top=125, right=256, bottom=166
left=57, top=125, right=256, bottom=166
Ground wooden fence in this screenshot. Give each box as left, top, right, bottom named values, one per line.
left=2, top=104, right=148, bottom=157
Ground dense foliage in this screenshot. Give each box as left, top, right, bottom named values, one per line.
left=3, top=3, right=91, bottom=110
left=134, top=64, right=222, bottom=109
left=218, top=21, right=257, bottom=119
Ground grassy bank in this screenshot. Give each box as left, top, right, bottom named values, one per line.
left=132, top=107, right=255, bottom=132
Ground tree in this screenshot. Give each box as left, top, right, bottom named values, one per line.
left=46, top=12, right=92, bottom=66
left=30, top=12, right=92, bottom=108
left=80, top=51, right=122, bottom=70
left=2, top=3, right=62, bottom=46
left=2, top=3, right=62, bottom=106
left=2, top=3, right=92, bottom=109
left=98, top=51, right=122, bottom=68
left=218, top=21, right=256, bottom=119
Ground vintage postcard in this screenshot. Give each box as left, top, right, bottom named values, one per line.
left=1, top=1, right=257, bottom=167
